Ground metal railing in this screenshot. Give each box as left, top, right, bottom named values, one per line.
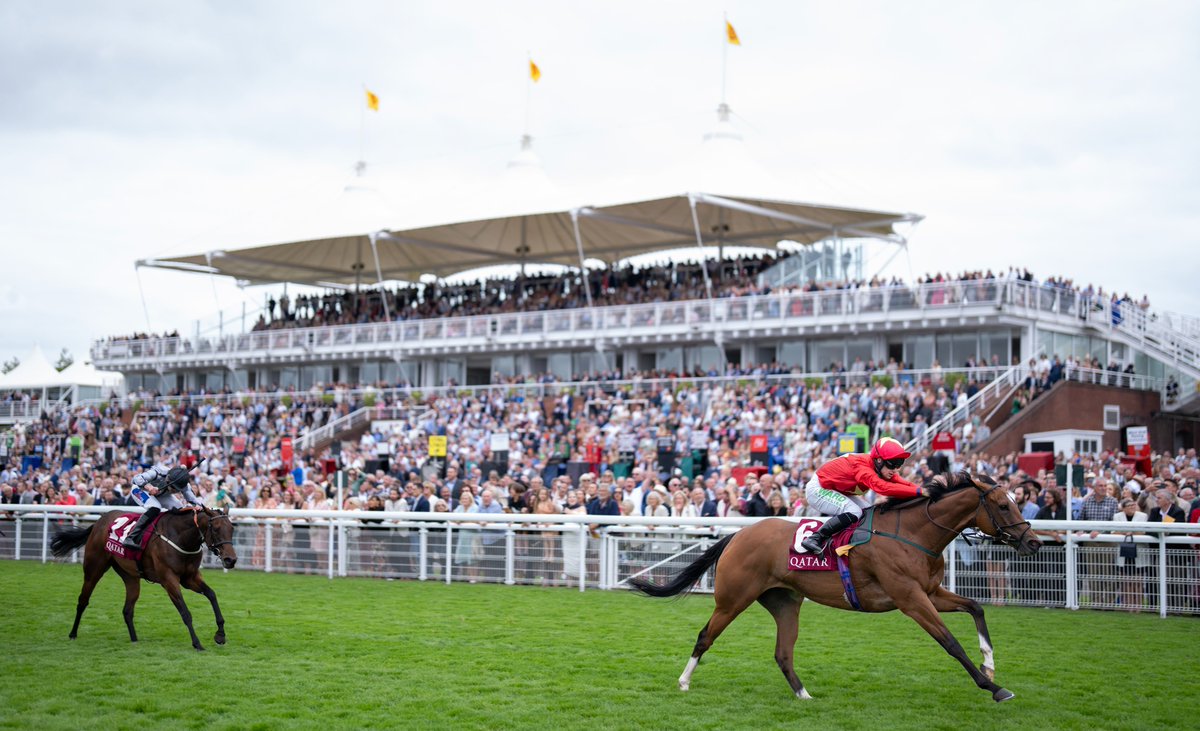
left=79, top=367, right=1004, bottom=411
left=0, top=401, right=43, bottom=423
left=295, top=406, right=375, bottom=452
left=6, top=506, right=1196, bottom=617
left=907, top=362, right=1025, bottom=453
left=91, top=279, right=1023, bottom=364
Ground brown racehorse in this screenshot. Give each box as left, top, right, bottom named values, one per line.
left=628, top=472, right=1041, bottom=703
left=50, top=507, right=237, bottom=650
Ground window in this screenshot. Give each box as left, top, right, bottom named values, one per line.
left=1103, top=405, right=1120, bottom=430
left=1073, top=438, right=1099, bottom=455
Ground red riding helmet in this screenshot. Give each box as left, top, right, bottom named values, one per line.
left=870, top=437, right=911, bottom=463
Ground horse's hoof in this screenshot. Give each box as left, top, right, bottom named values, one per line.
left=993, top=688, right=1015, bottom=703
left=194, top=644, right=205, bottom=652
left=983, top=666, right=995, bottom=682
left=678, top=682, right=689, bottom=692
left=214, top=633, right=226, bottom=645
left=68, top=634, right=76, bottom=640
left=796, top=688, right=814, bottom=700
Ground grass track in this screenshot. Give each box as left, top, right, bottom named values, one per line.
left=0, top=559, right=1193, bottom=730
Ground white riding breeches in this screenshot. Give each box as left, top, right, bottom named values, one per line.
left=144, top=487, right=199, bottom=511
left=805, top=475, right=871, bottom=518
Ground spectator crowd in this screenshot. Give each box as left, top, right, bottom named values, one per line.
left=95, top=262, right=1152, bottom=343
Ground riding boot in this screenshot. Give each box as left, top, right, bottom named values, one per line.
left=122, top=507, right=161, bottom=550
left=800, top=512, right=858, bottom=555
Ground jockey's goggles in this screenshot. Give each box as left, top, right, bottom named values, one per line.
left=879, top=457, right=906, bottom=470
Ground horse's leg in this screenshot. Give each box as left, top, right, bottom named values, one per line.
left=69, top=553, right=109, bottom=639
left=893, top=584, right=1012, bottom=702
left=161, top=574, right=204, bottom=650
left=183, top=572, right=226, bottom=645
left=757, top=587, right=812, bottom=700
left=929, top=586, right=996, bottom=682
left=678, top=582, right=759, bottom=691
left=119, top=571, right=142, bottom=642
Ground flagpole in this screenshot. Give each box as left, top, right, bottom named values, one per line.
left=525, top=53, right=532, bottom=138
left=358, top=84, right=367, bottom=174
left=721, top=13, right=728, bottom=105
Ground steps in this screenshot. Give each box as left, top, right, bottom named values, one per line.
left=296, top=406, right=376, bottom=453
left=972, top=380, right=1160, bottom=455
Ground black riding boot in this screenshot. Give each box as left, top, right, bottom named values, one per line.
left=800, top=512, right=858, bottom=554
left=122, top=507, right=161, bottom=549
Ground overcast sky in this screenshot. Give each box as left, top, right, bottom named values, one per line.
left=2, top=0, right=1197, bottom=366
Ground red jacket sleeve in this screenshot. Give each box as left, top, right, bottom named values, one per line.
left=853, top=463, right=921, bottom=498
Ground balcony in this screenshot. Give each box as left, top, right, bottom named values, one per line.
left=90, top=280, right=1110, bottom=370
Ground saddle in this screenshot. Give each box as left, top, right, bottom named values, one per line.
left=787, top=509, right=878, bottom=611
left=788, top=508, right=876, bottom=570
left=103, top=512, right=165, bottom=561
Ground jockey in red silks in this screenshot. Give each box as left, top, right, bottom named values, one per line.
left=800, top=437, right=923, bottom=554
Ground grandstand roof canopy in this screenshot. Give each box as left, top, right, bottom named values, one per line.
left=139, top=192, right=922, bottom=287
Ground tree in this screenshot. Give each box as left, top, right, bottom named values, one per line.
left=55, top=348, right=74, bottom=372
left=1, top=357, right=17, bottom=374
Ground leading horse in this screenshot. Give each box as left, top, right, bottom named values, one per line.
left=629, top=472, right=1041, bottom=702
left=50, top=506, right=237, bottom=650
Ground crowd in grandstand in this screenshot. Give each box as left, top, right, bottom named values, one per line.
left=96, top=262, right=1152, bottom=343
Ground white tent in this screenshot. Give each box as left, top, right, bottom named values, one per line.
left=0, top=346, right=65, bottom=389
left=59, top=360, right=124, bottom=391
left=0, top=347, right=124, bottom=403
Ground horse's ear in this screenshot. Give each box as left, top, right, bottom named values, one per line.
left=972, top=473, right=998, bottom=490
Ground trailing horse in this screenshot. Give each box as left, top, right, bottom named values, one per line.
left=50, top=507, right=237, bottom=650
left=628, top=472, right=1041, bottom=702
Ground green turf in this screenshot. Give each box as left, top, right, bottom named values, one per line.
left=0, top=559, right=1193, bottom=730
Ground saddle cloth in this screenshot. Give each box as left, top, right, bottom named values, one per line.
left=103, top=512, right=164, bottom=561
left=787, top=508, right=876, bottom=571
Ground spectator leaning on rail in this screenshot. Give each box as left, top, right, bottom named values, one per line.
left=801, top=437, right=923, bottom=555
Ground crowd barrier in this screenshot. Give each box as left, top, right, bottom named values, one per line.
left=3, top=506, right=1196, bottom=617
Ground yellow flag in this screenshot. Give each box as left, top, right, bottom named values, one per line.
left=529, top=59, right=541, bottom=82
left=365, top=88, right=379, bottom=112
left=726, top=20, right=741, bottom=46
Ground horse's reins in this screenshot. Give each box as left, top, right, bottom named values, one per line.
left=875, top=479, right=1032, bottom=557
left=159, top=509, right=233, bottom=557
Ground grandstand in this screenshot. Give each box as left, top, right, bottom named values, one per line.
left=85, top=109, right=1200, bottom=455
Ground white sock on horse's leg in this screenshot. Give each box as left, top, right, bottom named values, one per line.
left=678, top=655, right=700, bottom=691
left=979, top=633, right=995, bottom=677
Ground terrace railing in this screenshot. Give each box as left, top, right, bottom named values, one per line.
left=91, top=279, right=1026, bottom=366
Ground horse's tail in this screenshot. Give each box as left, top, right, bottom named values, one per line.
left=627, top=533, right=735, bottom=598
left=50, top=524, right=95, bottom=557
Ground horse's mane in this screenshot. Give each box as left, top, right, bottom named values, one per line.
left=877, top=471, right=982, bottom=513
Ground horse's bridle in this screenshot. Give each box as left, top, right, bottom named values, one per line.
left=926, top=479, right=1033, bottom=549
left=193, top=510, right=234, bottom=556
